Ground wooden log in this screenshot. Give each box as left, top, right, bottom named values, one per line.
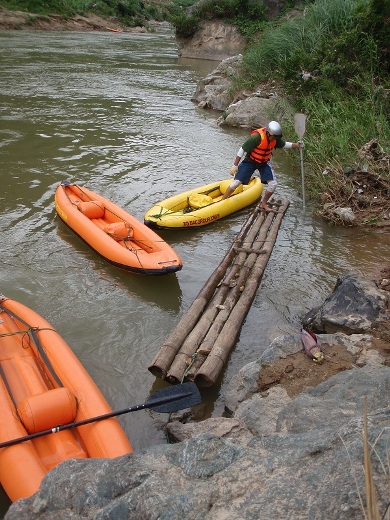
left=233, top=247, right=267, bottom=254
left=166, top=209, right=274, bottom=382
left=194, top=201, right=289, bottom=386
left=165, top=268, right=245, bottom=383
left=194, top=256, right=270, bottom=387
left=148, top=200, right=287, bottom=381
left=187, top=201, right=289, bottom=382
left=148, top=296, right=208, bottom=378
left=193, top=216, right=274, bottom=358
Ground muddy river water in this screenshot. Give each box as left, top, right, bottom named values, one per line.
left=0, top=26, right=388, bottom=513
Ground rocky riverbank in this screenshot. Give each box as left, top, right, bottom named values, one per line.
left=5, top=270, right=390, bottom=519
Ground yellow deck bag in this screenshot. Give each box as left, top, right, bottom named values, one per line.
left=188, top=193, right=213, bottom=209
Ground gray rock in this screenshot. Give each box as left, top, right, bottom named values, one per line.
left=303, top=273, right=389, bottom=333
left=224, top=359, right=261, bottom=413
left=192, top=54, right=243, bottom=111
left=192, top=53, right=295, bottom=128
left=217, top=95, right=291, bottom=129
left=166, top=416, right=253, bottom=442
left=276, top=365, right=390, bottom=433
left=234, top=385, right=291, bottom=435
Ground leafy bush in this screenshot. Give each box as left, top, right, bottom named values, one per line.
left=3, top=0, right=91, bottom=16
left=2, top=0, right=184, bottom=21
left=193, top=0, right=240, bottom=20
left=170, top=13, right=201, bottom=38
left=115, top=0, right=142, bottom=18
left=354, top=0, right=390, bottom=73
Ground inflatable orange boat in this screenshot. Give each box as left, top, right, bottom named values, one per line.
left=0, top=295, right=133, bottom=502
left=55, top=181, right=182, bottom=275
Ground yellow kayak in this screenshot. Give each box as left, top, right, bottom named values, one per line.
left=144, top=178, right=263, bottom=229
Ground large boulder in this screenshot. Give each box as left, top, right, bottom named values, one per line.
left=191, top=54, right=243, bottom=110
left=192, top=55, right=294, bottom=128
left=6, top=365, right=390, bottom=520
left=217, top=94, right=290, bottom=128
left=302, top=273, right=389, bottom=334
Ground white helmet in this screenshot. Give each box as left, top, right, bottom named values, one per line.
left=267, top=121, right=282, bottom=136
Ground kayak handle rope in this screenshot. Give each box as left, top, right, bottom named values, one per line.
left=181, top=353, right=198, bottom=383
left=0, top=327, right=55, bottom=339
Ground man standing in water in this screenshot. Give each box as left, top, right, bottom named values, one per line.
left=222, top=121, right=303, bottom=210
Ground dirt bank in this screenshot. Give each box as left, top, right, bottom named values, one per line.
left=0, top=8, right=143, bottom=32
left=258, top=265, right=390, bottom=398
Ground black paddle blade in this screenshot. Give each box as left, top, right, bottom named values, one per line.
left=146, top=382, right=201, bottom=413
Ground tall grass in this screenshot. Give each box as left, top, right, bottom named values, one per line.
left=363, top=400, right=379, bottom=520
left=341, top=399, right=389, bottom=520
left=243, top=0, right=370, bottom=83
left=300, top=88, right=390, bottom=192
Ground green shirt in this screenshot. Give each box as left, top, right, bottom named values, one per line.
left=242, top=133, right=286, bottom=154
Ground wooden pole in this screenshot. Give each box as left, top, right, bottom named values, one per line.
left=192, top=210, right=276, bottom=357
left=294, top=113, right=307, bottom=210
left=148, top=199, right=289, bottom=385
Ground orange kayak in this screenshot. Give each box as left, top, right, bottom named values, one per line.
left=55, top=181, right=182, bottom=275
left=0, top=295, right=133, bottom=502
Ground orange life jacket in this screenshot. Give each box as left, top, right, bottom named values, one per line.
left=249, top=128, right=276, bottom=163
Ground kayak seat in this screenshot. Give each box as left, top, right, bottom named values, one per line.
left=104, top=221, right=134, bottom=241
left=78, top=200, right=105, bottom=219
left=17, top=387, right=77, bottom=434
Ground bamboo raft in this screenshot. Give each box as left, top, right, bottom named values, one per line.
left=148, top=198, right=290, bottom=387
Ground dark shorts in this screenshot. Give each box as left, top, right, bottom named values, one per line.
left=236, top=159, right=275, bottom=184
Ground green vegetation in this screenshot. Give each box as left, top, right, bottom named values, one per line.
left=170, top=0, right=267, bottom=38
left=0, top=0, right=182, bottom=26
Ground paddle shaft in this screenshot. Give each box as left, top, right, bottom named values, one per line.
left=299, top=147, right=305, bottom=210
left=294, top=113, right=307, bottom=210
left=0, top=386, right=198, bottom=449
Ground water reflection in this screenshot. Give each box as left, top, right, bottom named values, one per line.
left=55, top=221, right=182, bottom=312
